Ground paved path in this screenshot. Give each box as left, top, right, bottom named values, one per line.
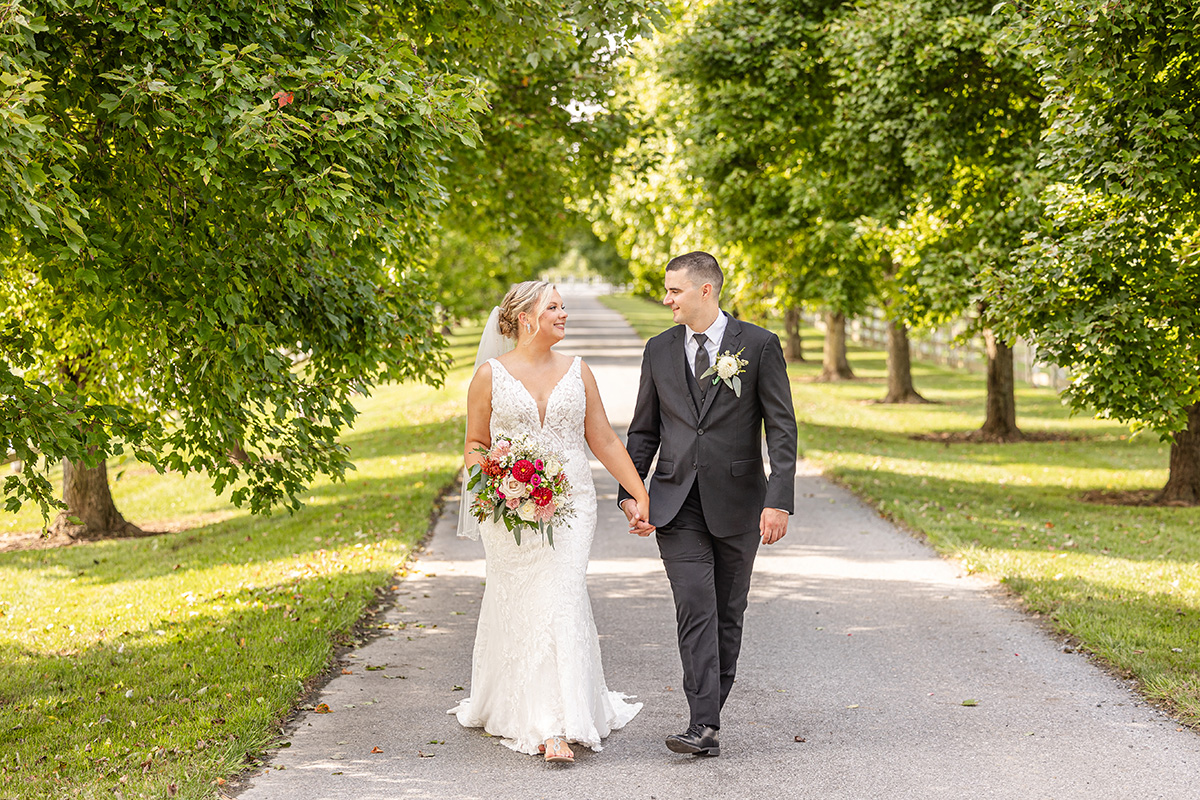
left=237, top=288, right=1199, bottom=800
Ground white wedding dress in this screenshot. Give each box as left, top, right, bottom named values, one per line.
left=449, top=356, right=642, bottom=754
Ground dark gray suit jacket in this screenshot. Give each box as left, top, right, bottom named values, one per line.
left=619, top=313, right=798, bottom=536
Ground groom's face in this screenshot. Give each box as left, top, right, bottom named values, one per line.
left=663, top=268, right=711, bottom=328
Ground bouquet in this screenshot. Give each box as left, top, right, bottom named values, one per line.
left=467, top=435, right=573, bottom=546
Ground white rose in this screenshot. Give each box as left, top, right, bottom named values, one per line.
left=501, top=475, right=530, bottom=498
left=543, top=458, right=561, bottom=476
left=518, top=500, right=539, bottom=522
left=716, top=355, right=740, bottom=380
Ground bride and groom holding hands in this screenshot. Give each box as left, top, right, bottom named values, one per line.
left=451, top=251, right=798, bottom=763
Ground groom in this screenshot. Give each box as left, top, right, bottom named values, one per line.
left=619, top=251, right=798, bottom=757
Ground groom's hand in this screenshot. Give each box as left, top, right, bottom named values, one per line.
left=620, top=499, right=655, bottom=537
left=760, top=508, right=788, bottom=545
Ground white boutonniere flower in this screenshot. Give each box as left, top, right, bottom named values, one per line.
left=701, top=348, right=749, bottom=397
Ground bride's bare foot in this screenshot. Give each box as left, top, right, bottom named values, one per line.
left=543, top=736, right=574, bottom=763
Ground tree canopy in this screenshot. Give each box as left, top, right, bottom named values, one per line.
left=1, top=0, right=483, bottom=521
left=988, top=0, right=1200, bottom=498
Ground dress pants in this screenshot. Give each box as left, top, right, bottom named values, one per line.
left=656, top=480, right=759, bottom=729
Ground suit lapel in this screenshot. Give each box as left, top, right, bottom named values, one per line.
left=698, top=312, right=741, bottom=422
left=667, top=326, right=698, bottom=421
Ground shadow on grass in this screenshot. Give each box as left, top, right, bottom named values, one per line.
left=0, top=567, right=394, bottom=796
left=827, top=465, right=1200, bottom=565
left=2, top=416, right=462, bottom=587
left=800, top=420, right=1152, bottom=474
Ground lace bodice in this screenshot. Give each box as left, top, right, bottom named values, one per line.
left=487, top=356, right=588, bottom=456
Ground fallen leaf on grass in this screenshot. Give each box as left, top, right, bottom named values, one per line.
left=341, top=669, right=353, bottom=674
left=961, top=699, right=979, bottom=707
left=314, top=703, right=332, bottom=714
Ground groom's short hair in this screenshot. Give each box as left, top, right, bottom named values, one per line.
left=666, top=251, right=723, bottom=297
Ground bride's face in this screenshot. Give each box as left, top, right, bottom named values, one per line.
left=533, top=290, right=567, bottom=343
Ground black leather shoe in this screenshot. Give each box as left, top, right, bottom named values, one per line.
left=665, top=724, right=720, bottom=756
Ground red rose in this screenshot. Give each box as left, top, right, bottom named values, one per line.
left=511, top=459, right=536, bottom=482
left=531, top=486, right=553, bottom=507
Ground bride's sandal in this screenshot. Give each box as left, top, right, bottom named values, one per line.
left=543, top=737, right=574, bottom=764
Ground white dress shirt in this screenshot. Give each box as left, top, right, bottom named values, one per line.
left=685, top=312, right=728, bottom=377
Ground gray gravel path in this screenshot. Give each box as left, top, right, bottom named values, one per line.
left=236, top=287, right=1199, bottom=800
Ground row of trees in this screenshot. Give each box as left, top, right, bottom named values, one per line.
left=2, top=0, right=1196, bottom=535
left=600, top=0, right=1199, bottom=503
left=0, top=0, right=666, bottom=537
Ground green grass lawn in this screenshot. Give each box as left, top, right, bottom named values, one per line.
left=0, top=325, right=481, bottom=800
left=600, top=293, right=1200, bottom=727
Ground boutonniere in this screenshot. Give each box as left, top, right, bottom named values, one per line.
left=701, top=348, right=749, bottom=397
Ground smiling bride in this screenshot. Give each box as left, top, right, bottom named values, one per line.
left=448, top=280, right=651, bottom=764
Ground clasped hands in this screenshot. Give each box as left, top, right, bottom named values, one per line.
left=620, top=499, right=655, bottom=537
left=621, top=500, right=789, bottom=546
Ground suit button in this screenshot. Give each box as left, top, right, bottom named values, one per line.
left=697, top=428, right=704, bottom=435
left=692, top=463, right=697, bottom=469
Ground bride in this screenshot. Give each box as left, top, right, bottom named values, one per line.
left=449, top=280, right=651, bottom=764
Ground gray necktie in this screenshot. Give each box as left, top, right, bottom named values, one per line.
left=693, top=333, right=710, bottom=397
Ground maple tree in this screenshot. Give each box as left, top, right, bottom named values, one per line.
left=0, top=0, right=482, bottom=534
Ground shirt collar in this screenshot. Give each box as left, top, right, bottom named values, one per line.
left=686, top=311, right=727, bottom=345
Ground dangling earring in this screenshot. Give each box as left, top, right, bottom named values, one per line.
left=525, top=323, right=531, bottom=333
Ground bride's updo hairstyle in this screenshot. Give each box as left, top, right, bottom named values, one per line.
left=498, top=280, right=555, bottom=340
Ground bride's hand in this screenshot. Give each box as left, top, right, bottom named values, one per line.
left=633, top=498, right=654, bottom=537
left=621, top=498, right=655, bottom=536
left=636, top=498, right=650, bottom=524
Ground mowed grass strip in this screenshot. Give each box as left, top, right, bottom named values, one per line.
left=600, top=293, right=1200, bottom=726
left=0, top=324, right=481, bottom=800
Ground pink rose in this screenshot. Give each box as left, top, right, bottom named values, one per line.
left=501, top=475, right=529, bottom=499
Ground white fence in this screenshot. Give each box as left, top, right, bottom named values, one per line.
left=810, top=309, right=1071, bottom=391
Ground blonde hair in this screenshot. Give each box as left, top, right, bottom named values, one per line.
left=498, top=280, right=555, bottom=340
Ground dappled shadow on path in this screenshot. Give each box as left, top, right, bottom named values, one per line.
left=242, top=531, right=1200, bottom=800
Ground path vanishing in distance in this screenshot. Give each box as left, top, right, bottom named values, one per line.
left=236, top=287, right=1199, bottom=800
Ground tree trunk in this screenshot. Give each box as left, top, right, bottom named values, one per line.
left=228, top=440, right=251, bottom=464
left=784, top=307, right=805, bottom=362
left=880, top=319, right=928, bottom=404
left=50, top=455, right=143, bottom=540
left=818, top=311, right=854, bottom=381
left=1157, top=402, right=1200, bottom=505
left=978, top=328, right=1022, bottom=442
